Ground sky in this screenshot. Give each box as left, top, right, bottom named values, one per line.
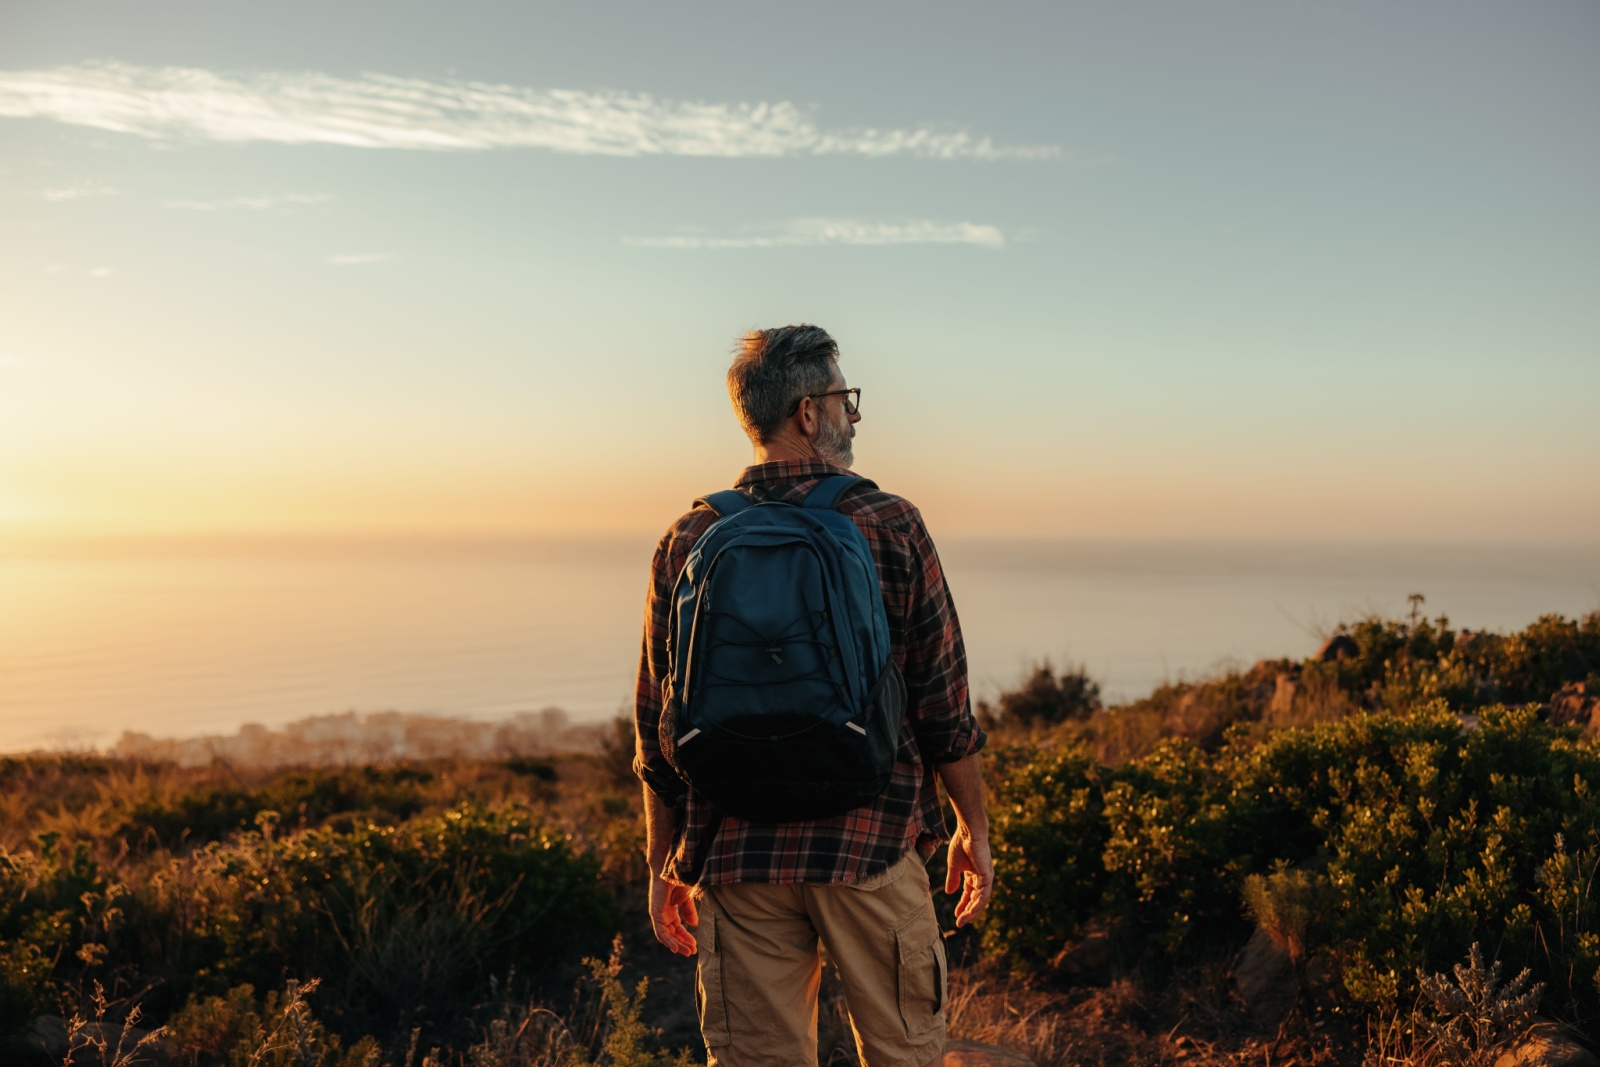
left=1, top=0, right=1597, bottom=543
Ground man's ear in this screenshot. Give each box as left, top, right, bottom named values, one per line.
left=795, top=396, right=818, bottom=438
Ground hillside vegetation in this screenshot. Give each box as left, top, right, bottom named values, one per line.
left=1, top=610, right=1596, bottom=1066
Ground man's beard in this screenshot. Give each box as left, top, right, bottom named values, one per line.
left=816, top=414, right=854, bottom=468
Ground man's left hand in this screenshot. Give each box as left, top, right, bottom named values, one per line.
left=944, top=826, right=993, bottom=928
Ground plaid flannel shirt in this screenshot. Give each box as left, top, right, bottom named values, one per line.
left=634, top=458, right=985, bottom=886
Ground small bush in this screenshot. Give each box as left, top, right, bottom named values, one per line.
left=582, top=941, right=698, bottom=1067
left=224, top=803, right=619, bottom=1029
left=117, top=765, right=441, bottom=851
left=62, top=981, right=169, bottom=1067
left=988, top=698, right=1600, bottom=1030
left=980, top=661, right=1102, bottom=731
left=1100, top=740, right=1245, bottom=951
left=0, top=834, right=132, bottom=1032
left=1241, top=862, right=1337, bottom=963
left=982, top=743, right=1109, bottom=963
left=1413, top=942, right=1543, bottom=1066
left=163, top=979, right=381, bottom=1067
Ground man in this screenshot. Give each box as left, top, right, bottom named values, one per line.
left=634, top=324, right=992, bottom=1067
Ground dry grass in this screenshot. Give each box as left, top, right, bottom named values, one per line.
left=946, top=964, right=1101, bottom=1064
left=811, top=951, right=1367, bottom=1067
left=946, top=957, right=1367, bottom=1067
left=62, top=981, right=169, bottom=1067
left=1260, top=674, right=1359, bottom=734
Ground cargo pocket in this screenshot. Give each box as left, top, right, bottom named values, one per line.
left=894, top=908, right=947, bottom=1039
left=694, top=908, right=730, bottom=1047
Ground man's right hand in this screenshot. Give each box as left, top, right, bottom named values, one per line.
left=649, top=873, right=699, bottom=956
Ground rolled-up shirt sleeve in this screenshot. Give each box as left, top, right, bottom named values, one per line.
left=633, top=529, right=689, bottom=806
left=896, top=510, right=986, bottom=764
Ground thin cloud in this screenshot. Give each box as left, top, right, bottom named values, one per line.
left=44, top=263, right=125, bottom=280
left=625, top=218, right=1009, bottom=250
left=327, top=253, right=390, bottom=266
left=42, top=181, right=118, bottom=201
left=0, top=61, right=1060, bottom=161
left=168, top=193, right=331, bottom=211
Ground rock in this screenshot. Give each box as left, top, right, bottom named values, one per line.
left=1315, top=634, right=1359, bottom=663
left=5, top=1015, right=156, bottom=1066
left=1494, top=1017, right=1598, bottom=1067
left=1048, top=921, right=1125, bottom=986
left=1051, top=932, right=1113, bottom=985
left=944, top=1039, right=1037, bottom=1066
left=1303, top=952, right=1336, bottom=990
left=1270, top=672, right=1299, bottom=715
left=1244, top=660, right=1295, bottom=706
left=1231, top=927, right=1298, bottom=1027
left=1550, top=683, right=1599, bottom=730
left=17, top=1015, right=67, bottom=1059
left=0, top=1037, right=58, bottom=1067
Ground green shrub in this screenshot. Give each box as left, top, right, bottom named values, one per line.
left=0, top=834, right=129, bottom=1033
left=164, top=979, right=381, bottom=1067
left=583, top=943, right=699, bottom=1067
left=164, top=983, right=262, bottom=1066
left=1409, top=943, right=1544, bottom=1067
left=1240, top=702, right=1600, bottom=1019
left=224, top=803, right=619, bottom=1028
left=118, top=765, right=441, bottom=851
left=2, top=760, right=621, bottom=1045
left=987, top=697, right=1600, bottom=1030
left=1100, top=739, right=1247, bottom=951
left=979, top=661, right=1101, bottom=731
left=1312, top=611, right=1599, bottom=716
left=1493, top=613, right=1600, bottom=705
left=0, top=935, right=49, bottom=1034
left=1530, top=835, right=1600, bottom=1026
left=1240, top=862, right=1338, bottom=963
left=982, top=742, right=1109, bottom=963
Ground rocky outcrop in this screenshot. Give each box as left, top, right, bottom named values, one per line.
left=1, top=1015, right=155, bottom=1067
left=1048, top=919, right=1129, bottom=987
left=1315, top=634, right=1359, bottom=662
left=944, top=1039, right=1037, bottom=1066
left=1270, top=671, right=1300, bottom=715
left=1231, top=927, right=1298, bottom=1028
left=1550, top=683, right=1599, bottom=730
left=2, top=1015, right=67, bottom=1066
left=1494, top=1016, right=1598, bottom=1067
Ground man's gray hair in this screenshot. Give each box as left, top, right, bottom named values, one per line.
left=727, top=324, right=839, bottom=443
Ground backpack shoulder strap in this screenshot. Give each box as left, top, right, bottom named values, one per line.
left=802, top=474, right=877, bottom=511
left=694, top=489, right=752, bottom=518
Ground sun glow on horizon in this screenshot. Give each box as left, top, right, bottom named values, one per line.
left=0, top=3, right=1594, bottom=551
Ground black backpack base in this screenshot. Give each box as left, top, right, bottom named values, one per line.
left=666, top=662, right=905, bottom=823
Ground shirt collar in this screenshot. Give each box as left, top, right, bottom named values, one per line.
left=734, top=458, right=854, bottom=489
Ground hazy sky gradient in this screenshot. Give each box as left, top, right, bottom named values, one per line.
left=2, top=0, right=1596, bottom=541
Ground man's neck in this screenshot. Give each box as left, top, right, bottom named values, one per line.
left=751, top=428, right=829, bottom=466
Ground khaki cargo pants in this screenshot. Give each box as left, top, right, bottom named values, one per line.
left=693, top=850, right=947, bottom=1067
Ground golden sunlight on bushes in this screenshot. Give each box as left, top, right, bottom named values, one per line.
left=2, top=610, right=1596, bottom=1065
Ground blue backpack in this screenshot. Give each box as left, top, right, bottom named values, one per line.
left=661, top=475, right=906, bottom=822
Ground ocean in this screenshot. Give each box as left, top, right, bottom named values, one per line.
left=2, top=536, right=1595, bottom=753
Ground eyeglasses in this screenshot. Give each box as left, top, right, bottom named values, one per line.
left=786, top=388, right=861, bottom=417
